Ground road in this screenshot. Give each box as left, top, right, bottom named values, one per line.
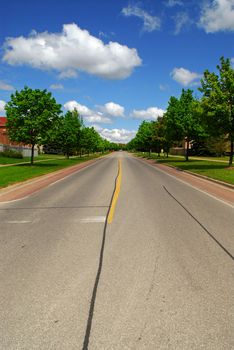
left=0, top=152, right=233, bottom=349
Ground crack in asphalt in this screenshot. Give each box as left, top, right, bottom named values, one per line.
left=163, top=185, right=234, bottom=261
left=82, top=161, right=120, bottom=350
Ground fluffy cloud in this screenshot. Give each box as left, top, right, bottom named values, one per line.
left=64, top=100, right=112, bottom=124
left=50, top=83, right=63, bottom=90
left=99, top=102, right=125, bottom=117
left=199, top=0, right=234, bottom=33
left=131, top=107, right=165, bottom=120
left=0, top=100, right=6, bottom=112
left=165, top=0, right=183, bottom=7
left=64, top=100, right=93, bottom=116
left=171, top=67, right=201, bottom=86
left=3, top=23, right=142, bottom=79
left=93, top=126, right=136, bottom=143
left=0, top=81, right=14, bottom=91
left=122, top=5, right=161, bottom=32
left=84, top=114, right=112, bottom=124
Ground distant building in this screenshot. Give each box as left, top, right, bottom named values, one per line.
left=0, top=117, right=8, bottom=145
left=0, top=116, right=38, bottom=157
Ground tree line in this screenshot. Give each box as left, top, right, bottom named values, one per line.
left=128, top=57, right=234, bottom=166
left=5, top=87, right=119, bottom=164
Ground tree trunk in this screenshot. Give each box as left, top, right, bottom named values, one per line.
left=31, top=144, right=35, bottom=165
left=185, top=138, right=189, bottom=161
left=229, top=138, right=233, bottom=166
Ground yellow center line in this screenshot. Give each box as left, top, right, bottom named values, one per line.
left=107, top=159, right=122, bottom=224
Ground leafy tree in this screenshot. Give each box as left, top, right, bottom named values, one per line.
left=54, top=109, right=82, bottom=158
left=164, top=89, right=204, bottom=161
left=199, top=57, right=234, bottom=166
left=5, top=87, right=61, bottom=164
left=134, top=121, right=154, bottom=155
left=80, top=127, right=101, bottom=155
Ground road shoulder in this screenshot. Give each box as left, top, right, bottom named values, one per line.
left=135, top=156, right=234, bottom=206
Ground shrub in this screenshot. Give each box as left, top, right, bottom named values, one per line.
left=0, top=149, right=23, bottom=159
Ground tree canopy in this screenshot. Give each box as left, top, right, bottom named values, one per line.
left=5, top=86, right=62, bottom=164
left=128, top=57, right=233, bottom=165
left=199, top=57, right=234, bottom=165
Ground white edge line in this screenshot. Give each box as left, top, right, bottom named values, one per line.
left=136, top=157, right=234, bottom=209
left=80, top=216, right=106, bottom=223
left=5, top=220, right=31, bottom=224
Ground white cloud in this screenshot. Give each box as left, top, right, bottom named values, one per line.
left=122, top=5, right=161, bottom=32
left=84, top=114, right=112, bottom=124
left=58, top=69, right=78, bottom=79
left=171, top=67, right=201, bottom=86
left=165, top=0, right=183, bottom=7
left=199, top=0, right=234, bottom=33
left=3, top=23, right=142, bottom=79
left=0, top=81, right=14, bottom=91
left=173, top=12, right=192, bottom=34
left=93, top=126, right=136, bottom=143
left=50, top=83, right=64, bottom=90
left=0, top=100, right=6, bottom=112
left=99, top=102, right=125, bottom=117
left=64, top=100, right=93, bottom=116
left=131, top=107, right=165, bottom=120
left=64, top=100, right=112, bottom=124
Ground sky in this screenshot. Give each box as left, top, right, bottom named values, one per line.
left=0, top=0, right=234, bottom=143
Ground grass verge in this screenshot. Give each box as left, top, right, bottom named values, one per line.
left=0, top=154, right=63, bottom=165
left=0, top=154, right=106, bottom=188
left=135, top=153, right=234, bottom=186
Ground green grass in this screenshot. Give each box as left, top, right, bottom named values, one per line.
left=135, top=153, right=234, bottom=185
left=0, top=154, right=64, bottom=165
left=0, top=154, right=105, bottom=188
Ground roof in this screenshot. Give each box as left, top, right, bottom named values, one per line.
left=0, top=117, right=7, bottom=126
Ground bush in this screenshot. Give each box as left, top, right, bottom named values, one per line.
left=0, top=149, right=23, bottom=159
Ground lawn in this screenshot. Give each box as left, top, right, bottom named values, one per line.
left=0, top=154, right=63, bottom=165
left=135, top=153, right=234, bottom=185
left=0, top=154, right=105, bottom=188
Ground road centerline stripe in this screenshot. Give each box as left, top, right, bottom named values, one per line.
left=107, top=159, right=122, bottom=224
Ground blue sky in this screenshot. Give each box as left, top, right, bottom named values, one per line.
left=0, top=0, right=234, bottom=143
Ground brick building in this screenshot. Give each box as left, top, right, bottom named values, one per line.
left=0, top=116, right=37, bottom=157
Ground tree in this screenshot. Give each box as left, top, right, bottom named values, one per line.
left=80, top=127, right=101, bottom=155
left=134, top=121, right=154, bottom=155
left=164, top=89, right=204, bottom=161
left=199, top=57, right=234, bottom=166
left=54, top=109, right=82, bottom=158
left=5, top=87, right=62, bottom=164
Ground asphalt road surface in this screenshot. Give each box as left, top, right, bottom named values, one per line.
left=0, top=152, right=233, bottom=349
